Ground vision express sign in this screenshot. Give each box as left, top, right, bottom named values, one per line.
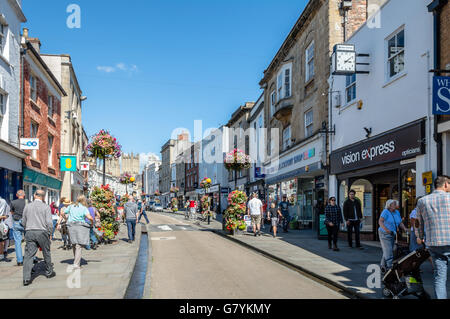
left=330, top=121, right=425, bottom=175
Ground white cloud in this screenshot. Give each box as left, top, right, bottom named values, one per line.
left=97, top=63, right=139, bottom=74
left=139, top=152, right=160, bottom=172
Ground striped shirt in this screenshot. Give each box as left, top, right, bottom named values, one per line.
left=417, top=190, right=450, bottom=247
left=324, top=205, right=343, bottom=226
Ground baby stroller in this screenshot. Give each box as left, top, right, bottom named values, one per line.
left=382, top=245, right=431, bottom=299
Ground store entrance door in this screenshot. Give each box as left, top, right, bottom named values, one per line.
left=374, top=184, right=391, bottom=241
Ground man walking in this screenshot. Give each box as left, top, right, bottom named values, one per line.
left=343, top=190, right=363, bottom=249
left=11, top=190, right=26, bottom=266
left=417, top=176, right=450, bottom=299
left=22, top=190, right=55, bottom=286
left=279, top=195, right=290, bottom=233
left=138, top=198, right=149, bottom=225
left=124, top=196, right=139, bottom=243
left=247, top=193, right=263, bottom=237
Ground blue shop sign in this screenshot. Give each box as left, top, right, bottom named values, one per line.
left=433, top=76, right=450, bottom=115
left=23, top=168, right=62, bottom=190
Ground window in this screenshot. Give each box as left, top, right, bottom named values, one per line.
left=48, top=95, right=54, bottom=118
left=0, top=24, right=5, bottom=54
left=387, top=29, right=405, bottom=78
left=270, top=91, right=276, bottom=116
left=277, top=73, right=283, bottom=101
left=345, top=74, right=356, bottom=103
left=30, top=122, right=39, bottom=159
left=305, top=110, right=313, bottom=138
left=282, top=126, right=291, bottom=151
left=285, top=68, right=291, bottom=97
left=0, top=94, right=4, bottom=132
left=48, top=135, right=54, bottom=167
left=305, top=41, right=315, bottom=82
left=30, top=75, right=37, bottom=102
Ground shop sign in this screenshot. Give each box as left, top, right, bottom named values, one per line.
left=330, top=121, right=425, bottom=175
left=422, top=171, right=433, bottom=186
left=433, top=76, right=450, bottom=115
left=20, top=138, right=39, bottom=150
left=207, top=185, right=220, bottom=193
left=80, top=162, right=90, bottom=171
left=221, top=187, right=230, bottom=194
left=60, top=156, right=77, bottom=172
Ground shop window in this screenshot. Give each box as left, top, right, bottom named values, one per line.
left=350, top=179, right=373, bottom=232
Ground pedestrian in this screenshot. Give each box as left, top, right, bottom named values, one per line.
left=416, top=175, right=450, bottom=299
left=247, top=193, right=263, bottom=237
left=85, top=199, right=100, bottom=250
left=124, top=196, right=139, bottom=243
left=21, top=190, right=55, bottom=286
left=267, top=202, right=282, bottom=238
left=50, top=202, right=59, bottom=240
left=0, top=195, right=11, bottom=262
left=324, top=197, right=343, bottom=251
left=189, top=199, right=196, bottom=220
left=279, top=195, right=290, bottom=233
left=343, top=189, right=364, bottom=249
left=410, top=197, right=434, bottom=270
left=10, top=191, right=26, bottom=266
left=63, top=195, right=94, bottom=269
left=56, top=198, right=72, bottom=250
left=378, top=199, right=407, bottom=272
left=138, top=198, right=149, bottom=224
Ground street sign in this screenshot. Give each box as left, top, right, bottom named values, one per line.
left=426, top=185, right=432, bottom=194
left=20, top=138, right=39, bottom=150
left=433, top=76, right=450, bottom=115
left=60, top=156, right=77, bottom=172
left=80, top=162, right=90, bottom=171
left=422, top=171, right=433, bottom=186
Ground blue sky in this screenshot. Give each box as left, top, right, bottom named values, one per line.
left=23, top=0, right=308, bottom=166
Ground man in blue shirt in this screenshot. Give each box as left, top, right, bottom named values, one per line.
left=279, top=195, right=290, bottom=233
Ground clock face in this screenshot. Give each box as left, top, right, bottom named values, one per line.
left=336, top=51, right=356, bottom=73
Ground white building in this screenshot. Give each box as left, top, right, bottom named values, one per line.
left=143, top=161, right=161, bottom=197
left=247, top=94, right=265, bottom=197
left=0, top=0, right=27, bottom=202
left=88, top=169, right=126, bottom=196
left=328, top=0, right=435, bottom=241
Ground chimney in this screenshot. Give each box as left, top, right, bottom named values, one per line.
left=22, top=28, right=41, bottom=54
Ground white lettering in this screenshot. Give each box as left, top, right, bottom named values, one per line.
left=436, top=87, right=450, bottom=113
left=66, top=4, right=81, bottom=29
left=366, top=264, right=381, bottom=288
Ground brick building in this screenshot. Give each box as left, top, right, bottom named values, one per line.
left=428, top=0, right=450, bottom=175
left=184, top=142, right=200, bottom=200
left=21, top=29, right=66, bottom=204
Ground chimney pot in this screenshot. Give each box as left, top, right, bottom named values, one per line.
left=23, top=28, right=29, bottom=38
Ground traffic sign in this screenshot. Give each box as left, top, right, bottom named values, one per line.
left=422, top=171, right=433, bottom=186
left=60, top=156, right=77, bottom=172
left=20, top=138, right=39, bottom=150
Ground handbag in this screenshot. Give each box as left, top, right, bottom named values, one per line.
left=0, top=221, right=9, bottom=240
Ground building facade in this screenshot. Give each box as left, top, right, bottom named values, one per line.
left=21, top=30, right=66, bottom=204
left=328, top=0, right=434, bottom=241
left=0, top=0, right=27, bottom=202
left=41, top=52, right=85, bottom=202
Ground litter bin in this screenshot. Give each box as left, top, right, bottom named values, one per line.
left=317, top=213, right=328, bottom=240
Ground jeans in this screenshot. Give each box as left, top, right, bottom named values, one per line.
left=326, top=224, right=339, bottom=246
left=282, top=214, right=290, bottom=232
left=347, top=220, right=361, bottom=247
left=379, top=229, right=395, bottom=269
left=85, top=228, right=98, bottom=250
left=138, top=211, right=149, bottom=224
left=12, top=220, right=25, bottom=263
left=409, top=230, right=424, bottom=252
left=52, top=220, right=57, bottom=239
left=428, top=246, right=450, bottom=299
left=126, top=219, right=136, bottom=241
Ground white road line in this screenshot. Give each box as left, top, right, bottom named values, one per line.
left=151, top=237, right=176, bottom=241
left=157, top=225, right=173, bottom=231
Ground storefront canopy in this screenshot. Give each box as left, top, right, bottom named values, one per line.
left=23, top=168, right=62, bottom=190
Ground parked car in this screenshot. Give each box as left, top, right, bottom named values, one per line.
left=153, top=203, right=163, bottom=212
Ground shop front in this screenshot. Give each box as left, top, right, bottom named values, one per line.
left=264, top=136, right=326, bottom=229
left=0, top=140, right=26, bottom=203
left=71, top=171, right=85, bottom=202
left=329, top=120, right=426, bottom=241
left=23, top=167, right=62, bottom=205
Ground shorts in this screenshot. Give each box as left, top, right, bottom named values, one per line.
left=270, top=217, right=278, bottom=227
left=251, top=215, right=261, bottom=225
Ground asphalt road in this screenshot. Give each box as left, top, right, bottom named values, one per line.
left=147, top=212, right=346, bottom=299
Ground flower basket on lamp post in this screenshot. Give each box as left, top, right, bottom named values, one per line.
left=224, top=149, right=251, bottom=190
left=224, top=190, right=247, bottom=235
left=119, top=173, right=134, bottom=195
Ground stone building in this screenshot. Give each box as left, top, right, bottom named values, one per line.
left=225, top=102, right=254, bottom=192
left=105, top=157, right=120, bottom=177
left=160, top=139, right=175, bottom=207
left=122, top=152, right=140, bottom=176
left=41, top=51, right=86, bottom=202
left=259, top=0, right=377, bottom=229
left=0, top=0, right=27, bottom=202
left=21, top=30, right=66, bottom=204
left=428, top=0, right=450, bottom=176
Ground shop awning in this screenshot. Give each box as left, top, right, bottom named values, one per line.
left=23, top=168, right=62, bottom=190
left=265, top=161, right=322, bottom=185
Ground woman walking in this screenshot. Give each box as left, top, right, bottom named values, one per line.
left=378, top=199, right=407, bottom=272
left=86, top=200, right=100, bottom=250
left=267, top=203, right=282, bottom=238
left=62, top=196, right=94, bottom=269
left=50, top=202, right=59, bottom=240
left=56, top=198, right=72, bottom=250
left=324, top=197, right=343, bottom=251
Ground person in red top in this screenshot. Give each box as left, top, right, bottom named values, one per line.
left=188, top=200, right=197, bottom=220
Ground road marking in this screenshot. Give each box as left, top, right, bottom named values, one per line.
left=151, top=237, right=176, bottom=241
left=157, top=225, right=173, bottom=231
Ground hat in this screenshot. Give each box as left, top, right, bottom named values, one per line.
left=63, top=198, right=71, bottom=205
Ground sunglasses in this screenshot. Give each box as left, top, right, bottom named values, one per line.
left=330, top=199, right=336, bottom=201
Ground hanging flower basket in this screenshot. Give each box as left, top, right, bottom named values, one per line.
left=170, top=186, right=179, bottom=194
left=154, top=190, right=161, bottom=196
left=119, top=172, right=133, bottom=184
left=89, top=185, right=120, bottom=242
left=86, top=129, right=122, bottom=159
left=224, top=149, right=251, bottom=171
left=200, top=177, right=212, bottom=190
left=224, top=190, right=247, bottom=233
left=171, top=197, right=178, bottom=212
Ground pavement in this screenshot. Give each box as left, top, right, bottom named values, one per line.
left=162, top=209, right=448, bottom=299
left=0, top=223, right=141, bottom=299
